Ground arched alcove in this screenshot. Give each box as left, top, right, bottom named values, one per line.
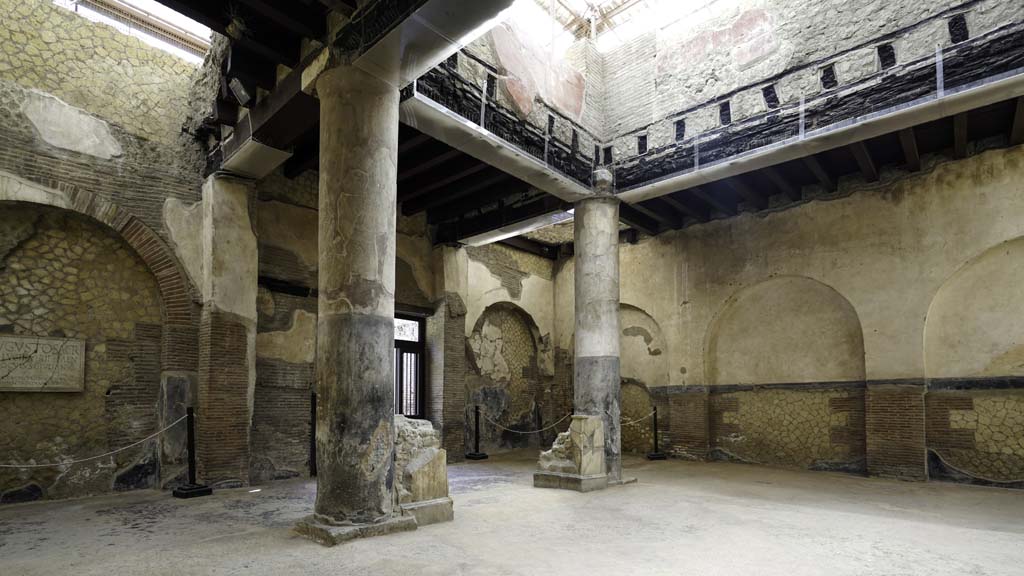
left=0, top=203, right=165, bottom=501
left=706, top=276, right=866, bottom=385
left=924, top=237, right=1024, bottom=483
left=925, top=237, right=1024, bottom=378
left=619, top=304, right=668, bottom=454
left=466, top=302, right=554, bottom=451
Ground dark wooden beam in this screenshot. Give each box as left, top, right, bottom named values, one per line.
left=763, top=166, right=801, bottom=202
left=633, top=200, right=683, bottom=230
left=802, top=155, right=836, bottom=192
left=498, top=237, right=558, bottom=260
left=398, top=133, right=432, bottom=156
left=399, top=155, right=491, bottom=203
left=848, top=141, right=879, bottom=182
left=689, top=185, right=737, bottom=216
left=402, top=168, right=513, bottom=215
left=724, top=177, right=768, bottom=211
left=661, top=192, right=709, bottom=222
left=899, top=128, right=921, bottom=172
left=237, top=0, right=326, bottom=40
left=953, top=112, right=968, bottom=159
left=426, top=179, right=530, bottom=224
left=152, top=0, right=228, bottom=33
left=1010, top=97, right=1024, bottom=147
left=618, top=204, right=660, bottom=236
left=284, top=132, right=319, bottom=178
left=397, top=148, right=461, bottom=183
left=435, top=195, right=566, bottom=244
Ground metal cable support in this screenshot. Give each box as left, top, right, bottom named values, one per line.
left=0, top=414, right=188, bottom=469
left=481, top=411, right=573, bottom=434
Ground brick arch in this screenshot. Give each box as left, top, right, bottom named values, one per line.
left=0, top=172, right=196, bottom=336
left=0, top=171, right=198, bottom=469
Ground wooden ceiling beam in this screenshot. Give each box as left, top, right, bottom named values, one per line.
left=1010, top=97, right=1024, bottom=147
left=802, top=155, right=836, bottom=192
left=689, top=185, right=737, bottom=216
left=953, top=112, right=969, bottom=159
left=763, top=166, right=801, bottom=202
left=402, top=168, right=514, bottom=215
left=899, top=128, right=921, bottom=172
left=236, top=0, right=326, bottom=40
left=632, top=200, right=682, bottom=230
left=849, top=141, right=880, bottom=183
left=661, top=192, right=709, bottom=222
left=724, top=177, right=768, bottom=211
left=400, top=155, right=492, bottom=202
left=618, top=204, right=660, bottom=236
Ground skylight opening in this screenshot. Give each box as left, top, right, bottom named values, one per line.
left=53, top=0, right=211, bottom=65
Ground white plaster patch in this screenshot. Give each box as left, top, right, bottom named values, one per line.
left=162, top=197, right=204, bottom=292
left=21, top=91, right=123, bottom=160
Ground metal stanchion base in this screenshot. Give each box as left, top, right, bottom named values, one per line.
left=172, top=483, right=213, bottom=499
left=646, top=452, right=667, bottom=461
left=465, top=452, right=489, bottom=461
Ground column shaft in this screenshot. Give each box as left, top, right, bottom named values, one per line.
left=314, top=64, right=399, bottom=524
left=573, top=196, right=621, bottom=482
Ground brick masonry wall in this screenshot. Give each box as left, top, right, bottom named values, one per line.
left=197, top=307, right=252, bottom=486
left=866, top=383, right=927, bottom=480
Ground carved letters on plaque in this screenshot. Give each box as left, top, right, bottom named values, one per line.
left=0, top=335, right=86, bottom=392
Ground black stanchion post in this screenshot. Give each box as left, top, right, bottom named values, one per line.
left=173, top=407, right=213, bottom=498
left=465, top=405, right=489, bottom=461
left=646, top=406, right=667, bottom=461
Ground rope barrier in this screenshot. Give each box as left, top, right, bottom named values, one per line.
left=0, top=414, right=187, bottom=469
left=612, top=409, right=657, bottom=427
left=481, top=411, right=573, bottom=434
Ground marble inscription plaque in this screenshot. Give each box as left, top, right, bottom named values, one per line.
left=0, top=335, right=85, bottom=392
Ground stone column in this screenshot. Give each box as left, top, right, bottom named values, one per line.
left=573, top=186, right=622, bottom=483
left=308, top=64, right=404, bottom=531
left=196, top=175, right=258, bottom=486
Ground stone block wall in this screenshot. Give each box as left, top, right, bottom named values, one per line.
left=0, top=205, right=165, bottom=502
left=0, top=0, right=195, bottom=146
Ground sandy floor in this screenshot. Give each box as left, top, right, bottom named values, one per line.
left=1, top=452, right=1023, bottom=575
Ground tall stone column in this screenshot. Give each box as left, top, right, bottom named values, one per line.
left=573, top=187, right=622, bottom=483
left=303, top=63, right=409, bottom=539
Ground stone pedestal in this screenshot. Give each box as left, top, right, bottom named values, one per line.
left=534, top=415, right=608, bottom=492
left=394, top=416, right=454, bottom=526
left=304, top=63, right=400, bottom=539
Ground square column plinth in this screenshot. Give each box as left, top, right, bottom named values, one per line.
left=534, top=415, right=608, bottom=492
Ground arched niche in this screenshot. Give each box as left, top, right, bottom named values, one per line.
left=620, top=303, right=670, bottom=388
left=467, top=302, right=559, bottom=450
left=705, top=276, right=865, bottom=385
left=925, top=237, right=1024, bottom=378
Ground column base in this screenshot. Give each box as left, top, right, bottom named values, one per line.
left=400, top=497, right=454, bottom=526
left=294, top=515, right=417, bottom=547
left=533, top=471, right=608, bottom=492
left=609, top=476, right=638, bottom=486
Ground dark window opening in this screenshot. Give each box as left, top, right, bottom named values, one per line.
left=762, top=84, right=780, bottom=109
left=637, top=134, right=648, bottom=155
left=571, top=130, right=579, bottom=154
left=394, top=316, right=425, bottom=418
left=602, top=146, right=613, bottom=165
left=877, top=44, right=896, bottom=70
left=547, top=114, right=556, bottom=135
left=820, top=64, right=838, bottom=90
left=485, top=74, right=497, bottom=98
left=674, top=119, right=686, bottom=141
left=719, top=101, right=732, bottom=125
left=948, top=14, right=969, bottom=44
left=593, top=144, right=600, bottom=166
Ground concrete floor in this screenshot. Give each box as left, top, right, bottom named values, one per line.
left=2, top=452, right=1023, bottom=576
